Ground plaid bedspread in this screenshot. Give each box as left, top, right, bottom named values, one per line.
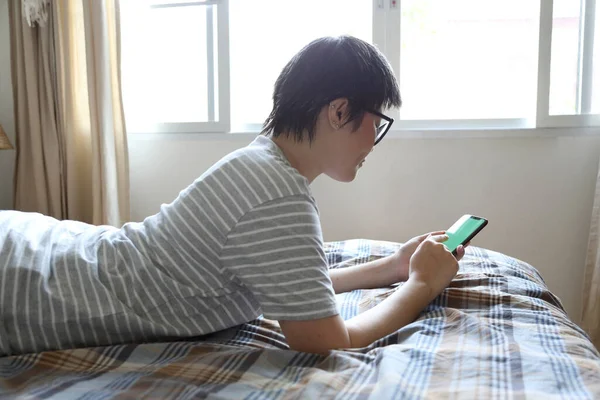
left=1, top=239, right=599, bottom=399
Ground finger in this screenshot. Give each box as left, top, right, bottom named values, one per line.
left=429, top=234, right=449, bottom=243
left=415, top=231, right=445, bottom=242
left=455, top=245, right=466, bottom=261
left=428, top=230, right=446, bottom=237
left=463, top=241, right=471, bottom=248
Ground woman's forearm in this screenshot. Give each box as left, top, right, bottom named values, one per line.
left=329, top=254, right=406, bottom=294
left=344, top=279, right=434, bottom=348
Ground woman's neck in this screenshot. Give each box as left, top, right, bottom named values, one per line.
left=271, top=134, right=324, bottom=184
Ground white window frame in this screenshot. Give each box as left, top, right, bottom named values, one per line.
left=536, top=0, right=600, bottom=128
left=379, top=0, right=535, bottom=131
left=128, top=0, right=230, bottom=134
left=377, top=0, right=600, bottom=132
left=126, top=0, right=600, bottom=135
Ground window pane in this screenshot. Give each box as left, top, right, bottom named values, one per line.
left=399, top=0, right=540, bottom=120
left=121, top=2, right=214, bottom=126
left=549, top=0, right=581, bottom=115
left=593, top=3, right=600, bottom=113
left=550, top=0, right=600, bottom=116
left=229, top=0, right=372, bottom=126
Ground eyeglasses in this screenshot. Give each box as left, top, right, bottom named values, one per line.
left=366, top=109, right=394, bottom=145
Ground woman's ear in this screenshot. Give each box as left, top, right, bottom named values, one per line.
left=328, top=98, right=350, bottom=130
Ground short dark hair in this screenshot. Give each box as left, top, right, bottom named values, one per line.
left=262, top=35, right=401, bottom=143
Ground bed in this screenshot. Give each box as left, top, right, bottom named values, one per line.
left=0, top=239, right=599, bottom=399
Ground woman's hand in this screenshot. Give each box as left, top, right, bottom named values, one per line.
left=389, top=231, right=466, bottom=284
left=330, top=231, right=468, bottom=294
left=408, top=234, right=461, bottom=300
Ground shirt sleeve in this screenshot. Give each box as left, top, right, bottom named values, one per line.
left=221, top=195, right=339, bottom=321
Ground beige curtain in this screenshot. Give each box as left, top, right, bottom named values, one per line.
left=9, top=0, right=130, bottom=226
left=582, top=166, right=600, bottom=350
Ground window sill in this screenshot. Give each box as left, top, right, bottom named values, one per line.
left=127, top=126, right=600, bottom=141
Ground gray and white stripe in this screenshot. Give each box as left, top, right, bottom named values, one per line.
left=0, top=135, right=337, bottom=355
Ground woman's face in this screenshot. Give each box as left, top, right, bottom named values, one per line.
left=322, top=109, right=380, bottom=183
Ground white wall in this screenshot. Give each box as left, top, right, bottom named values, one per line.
left=129, top=134, right=600, bottom=323
left=0, top=0, right=15, bottom=210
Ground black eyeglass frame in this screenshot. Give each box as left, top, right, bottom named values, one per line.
left=365, top=108, right=394, bottom=145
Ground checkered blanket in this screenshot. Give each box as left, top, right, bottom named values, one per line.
left=1, top=240, right=599, bottom=399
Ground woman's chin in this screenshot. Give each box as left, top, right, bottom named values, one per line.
left=325, top=169, right=358, bottom=183
left=344, top=166, right=362, bottom=182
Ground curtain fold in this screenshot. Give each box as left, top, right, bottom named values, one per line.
left=9, top=0, right=63, bottom=217
left=582, top=164, right=600, bottom=350
left=10, top=0, right=130, bottom=226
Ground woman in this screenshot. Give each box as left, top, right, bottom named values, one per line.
left=0, top=35, right=463, bottom=356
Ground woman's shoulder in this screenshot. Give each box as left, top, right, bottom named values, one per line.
left=202, top=136, right=311, bottom=200
left=162, top=136, right=314, bottom=227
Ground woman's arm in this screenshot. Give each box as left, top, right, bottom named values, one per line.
left=280, top=235, right=459, bottom=353
left=280, top=278, right=432, bottom=352
left=329, top=232, right=466, bottom=294
left=329, top=255, right=403, bottom=294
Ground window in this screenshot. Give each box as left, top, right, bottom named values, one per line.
left=539, top=0, right=599, bottom=127
left=229, top=0, right=372, bottom=128
left=121, top=0, right=600, bottom=134
left=121, top=0, right=229, bottom=133
left=549, top=0, right=581, bottom=115
left=398, top=0, right=540, bottom=120
left=594, top=3, right=600, bottom=112
left=549, top=0, right=599, bottom=116
left=594, top=2, right=600, bottom=113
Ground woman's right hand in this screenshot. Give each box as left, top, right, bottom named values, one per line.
left=408, top=234, right=459, bottom=300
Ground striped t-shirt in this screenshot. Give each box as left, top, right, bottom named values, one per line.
left=0, top=135, right=339, bottom=355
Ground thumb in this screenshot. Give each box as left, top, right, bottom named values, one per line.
left=429, top=234, right=449, bottom=243
left=417, top=230, right=445, bottom=242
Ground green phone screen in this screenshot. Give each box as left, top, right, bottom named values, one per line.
left=444, top=215, right=487, bottom=253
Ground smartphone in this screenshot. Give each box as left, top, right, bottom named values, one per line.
left=444, top=215, right=488, bottom=255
